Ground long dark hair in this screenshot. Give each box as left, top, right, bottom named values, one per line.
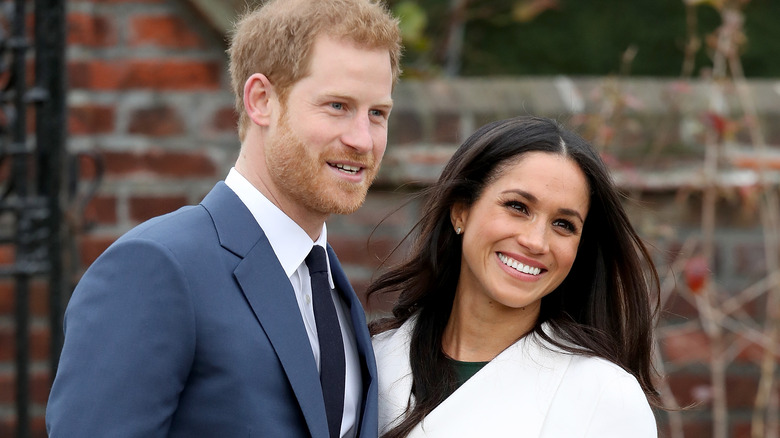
left=368, top=116, right=661, bottom=438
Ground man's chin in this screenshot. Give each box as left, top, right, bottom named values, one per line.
left=323, top=189, right=369, bottom=215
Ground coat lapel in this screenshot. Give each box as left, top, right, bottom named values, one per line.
left=202, top=183, right=329, bottom=438
left=375, top=318, right=571, bottom=438
left=415, top=331, right=571, bottom=437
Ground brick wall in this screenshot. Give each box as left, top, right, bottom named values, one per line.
left=1, top=0, right=779, bottom=436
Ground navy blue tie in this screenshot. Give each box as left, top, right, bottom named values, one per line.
left=306, top=246, right=345, bottom=438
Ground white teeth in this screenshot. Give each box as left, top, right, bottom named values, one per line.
left=498, top=253, right=542, bottom=276
left=334, top=163, right=360, bottom=174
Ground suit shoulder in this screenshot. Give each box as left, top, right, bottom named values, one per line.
left=126, top=205, right=210, bottom=238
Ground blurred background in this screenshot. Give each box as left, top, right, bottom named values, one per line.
left=1, top=0, right=778, bottom=436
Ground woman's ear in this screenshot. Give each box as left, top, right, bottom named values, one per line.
left=450, top=202, right=468, bottom=233
left=243, top=73, right=276, bottom=127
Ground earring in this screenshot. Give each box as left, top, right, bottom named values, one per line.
left=456, top=227, right=462, bottom=235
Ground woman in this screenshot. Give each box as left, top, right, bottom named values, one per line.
left=369, top=116, right=661, bottom=437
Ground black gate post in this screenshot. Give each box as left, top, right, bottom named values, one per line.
left=1, top=0, right=68, bottom=436
left=34, top=0, right=68, bottom=377
left=10, top=0, right=32, bottom=436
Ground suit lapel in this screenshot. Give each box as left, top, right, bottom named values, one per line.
left=202, top=183, right=329, bottom=438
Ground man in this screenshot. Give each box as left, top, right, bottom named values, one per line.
left=45, top=0, right=402, bottom=436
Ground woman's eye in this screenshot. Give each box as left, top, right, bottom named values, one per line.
left=506, top=201, right=528, bottom=215
left=553, top=219, right=577, bottom=233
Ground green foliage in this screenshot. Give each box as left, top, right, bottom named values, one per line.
left=388, top=0, right=780, bottom=77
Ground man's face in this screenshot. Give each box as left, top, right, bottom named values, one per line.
left=264, top=34, right=394, bottom=217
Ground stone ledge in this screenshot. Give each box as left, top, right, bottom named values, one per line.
left=377, top=144, right=780, bottom=191
left=392, top=77, right=780, bottom=114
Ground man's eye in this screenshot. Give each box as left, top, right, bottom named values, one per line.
left=330, top=102, right=343, bottom=110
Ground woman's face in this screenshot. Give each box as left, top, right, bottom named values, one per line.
left=451, top=151, right=590, bottom=319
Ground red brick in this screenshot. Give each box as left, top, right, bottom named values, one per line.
left=0, top=245, right=14, bottom=265
left=0, top=326, right=51, bottom=362
left=666, top=372, right=711, bottom=407
left=30, top=281, right=49, bottom=317
left=433, top=112, right=461, bottom=143
left=69, top=104, right=115, bottom=134
left=0, top=418, right=48, bottom=438
left=0, top=281, right=11, bottom=315
left=344, top=192, right=416, bottom=228
left=0, top=418, right=11, bottom=438
left=68, top=60, right=221, bottom=91
left=722, top=374, right=760, bottom=409
left=84, top=195, right=118, bottom=226
left=0, top=372, right=12, bottom=404
left=0, top=329, right=10, bottom=363
left=129, top=15, right=205, bottom=49
left=80, top=235, right=117, bottom=266
left=0, top=281, right=47, bottom=317
left=67, top=13, right=117, bottom=47
left=144, top=150, right=217, bottom=178
left=128, top=106, right=185, bottom=136
left=126, top=60, right=221, bottom=90
left=26, top=106, right=36, bottom=134
left=660, top=328, right=711, bottom=363
left=31, top=327, right=50, bottom=361
left=682, top=420, right=712, bottom=438
left=31, top=416, right=48, bottom=438
left=75, top=151, right=106, bottom=180
left=103, top=150, right=217, bottom=178
left=732, top=421, right=756, bottom=438
left=30, top=370, right=52, bottom=405
left=661, top=291, right=700, bottom=320
left=129, top=196, right=188, bottom=222
left=329, top=235, right=398, bottom=269
left=666, top=372, right=761, bottom=410
left=212, top=106, right=238, bottom=132
left=102, top=151, right=145, bottom=175
left=0, top=157, right=9, bottom=181
left=388, top=110, right=423, bottom=145
left=68, top=60, right=129, bottom=90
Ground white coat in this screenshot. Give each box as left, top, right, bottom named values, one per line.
left=372, top=317, right=657, bottom=437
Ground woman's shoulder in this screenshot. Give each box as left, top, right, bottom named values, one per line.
left=568, top=353, right=637, bottom=381
left=371, top=315, right=417, bottom=353
left=530, top=326, right=648, bottom=399
left=533, top=324, right=639, bottom=380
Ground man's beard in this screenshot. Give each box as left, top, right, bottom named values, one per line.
left=265, top=110, right=380, bottom=216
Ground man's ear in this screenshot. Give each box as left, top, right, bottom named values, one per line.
left=243, top=73, right=276, bottom=127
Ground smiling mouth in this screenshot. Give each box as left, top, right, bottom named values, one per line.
left=498, top=253, right=543, bottom=276
left=329, top=163, right=362, bottom=175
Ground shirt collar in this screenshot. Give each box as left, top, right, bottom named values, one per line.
left=225, top=168, right=329, bottom=280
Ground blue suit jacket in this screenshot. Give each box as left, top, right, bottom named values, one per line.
left=46, top=182, right=379, bottom=438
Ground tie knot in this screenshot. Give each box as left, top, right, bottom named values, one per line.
left=305, top=245, right=328, bottom=274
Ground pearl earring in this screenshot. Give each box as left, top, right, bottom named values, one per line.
left=456, top=227, right=462, bottom=235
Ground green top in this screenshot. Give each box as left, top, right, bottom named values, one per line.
left=448, top=358, right=489, bottom=389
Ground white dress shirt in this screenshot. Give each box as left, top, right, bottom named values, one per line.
left=226, top=168, right=360, bottom=438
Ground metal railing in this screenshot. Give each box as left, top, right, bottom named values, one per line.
left=1, top=0, right=67, bottom=436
